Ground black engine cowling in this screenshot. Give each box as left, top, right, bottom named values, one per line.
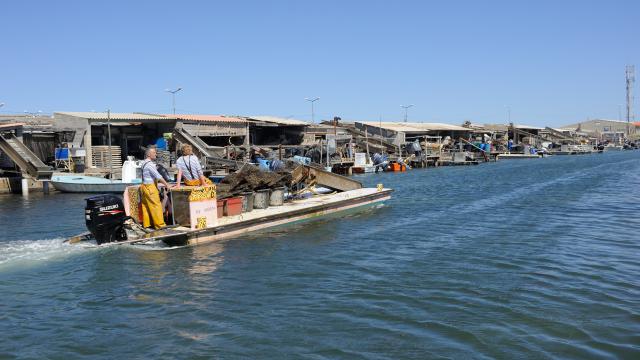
left=85, top=195, right=128, bottom=245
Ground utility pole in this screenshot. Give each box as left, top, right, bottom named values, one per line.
left=107, top=109, right=113, bottom=180
left=379, top=115, right=383, bottom=151
left=626, top=65, right=635, bottom=138
left=400, top=104, right=414, bottom=122
left=165, top=87, right=183, bottom=115
left=504, top=105, right=516, bottom=142
left=365, top=127, right=370, bottom=158
left=305, top=97, right=320, bottom=123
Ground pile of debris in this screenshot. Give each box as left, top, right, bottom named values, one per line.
left=217, top=164, right=293, bottom=199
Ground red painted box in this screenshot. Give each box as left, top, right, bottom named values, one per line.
left=224, top=196, right=243, bottom=216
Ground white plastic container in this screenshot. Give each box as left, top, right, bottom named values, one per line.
left=121, top=160, right=140, bottom=183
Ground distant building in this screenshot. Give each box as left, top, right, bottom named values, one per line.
left=53, top=112, right=178, bottom=168
left=244, top=116, right=310, bottom=146
left=52, top=112, right=252, bottom=168
left=354, top=121, right=471, bottom=146
left=479, top=123, right=546, bottom=145
left=562, top=119, right=638, bottom=138
left=1, top=115, right=59, bottom=164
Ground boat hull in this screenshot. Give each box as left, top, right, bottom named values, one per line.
left=497, top=154, right=542, bottom=160
left=352, top=165, right=376, bottom=174
left=51, top=176, right=137, bottom=193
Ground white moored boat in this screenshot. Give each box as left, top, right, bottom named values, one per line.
left=51, top=175, right=140, bottom=193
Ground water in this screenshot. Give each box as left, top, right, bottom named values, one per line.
left=1, top=152, right=639, bottom=359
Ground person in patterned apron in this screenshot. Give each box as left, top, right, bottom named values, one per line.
left=140, top=147, right=169, bottom=229
left=175, top=144, right=212, bottom=188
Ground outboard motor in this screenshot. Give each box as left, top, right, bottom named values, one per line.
left=85, top=195, right=128, bottom=245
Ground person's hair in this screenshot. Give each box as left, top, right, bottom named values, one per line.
left=181, top=144, right=193, bottom=155
left=145, top=147, right=156, bottom=158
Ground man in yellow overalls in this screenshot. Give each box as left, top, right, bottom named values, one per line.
left=140, top=148, right=169, bottom=229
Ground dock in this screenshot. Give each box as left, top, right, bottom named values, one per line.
left=1, top=112, right=639, bottom=196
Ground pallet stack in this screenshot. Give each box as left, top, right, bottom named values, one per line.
left=91, top=146, right=122, bottom=169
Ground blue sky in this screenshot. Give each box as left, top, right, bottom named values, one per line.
left=1, top=0, right=638, bottom=126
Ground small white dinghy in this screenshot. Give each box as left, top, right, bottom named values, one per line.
left=51, top=175, right=140, bottom=193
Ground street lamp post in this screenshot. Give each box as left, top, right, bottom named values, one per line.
left=305, top=97, right=320, bottom=123
left=400, top=104, right=414, bottom=122
left=165, top=87, right=183, bottom=114
left=505, top=105, right=512, bottom=144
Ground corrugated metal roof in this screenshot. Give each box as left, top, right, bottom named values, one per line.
left=171, top=114, right=247, bottom=123
left=247, top=115, right=309, bottom=126
left=562, top=119, right=640, bottom=128
left=55, top=112, right=173, bottom=121
left=483, top=123, right=545, bottom=131
left=0, top=122, right=25, bottom=129
left=579, top=118, right=629, bottom=124
left=514, top=124, right=545, bottom=130
left=357, top=122, right=469, bottom=132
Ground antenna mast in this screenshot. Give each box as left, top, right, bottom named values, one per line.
left=625, top=65, right=635, bottom=138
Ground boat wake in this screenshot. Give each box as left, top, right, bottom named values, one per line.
left=129, top=242, right=186, bottom=251
left=0, top=238, right=90, bottom=270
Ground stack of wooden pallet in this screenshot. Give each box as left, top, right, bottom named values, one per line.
left=91, top=146, right=122, bottom=169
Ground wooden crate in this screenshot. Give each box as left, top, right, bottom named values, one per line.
left=171, top=186, right=218, bottom=229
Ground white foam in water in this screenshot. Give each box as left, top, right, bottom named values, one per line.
left=130, top=243, right=185, bottom=251
left=0, top=238, right=91, bottom=270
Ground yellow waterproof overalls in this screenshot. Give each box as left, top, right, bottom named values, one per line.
left=140, top=161, right=166, bottom=229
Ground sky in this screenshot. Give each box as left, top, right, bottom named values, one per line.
left=1, top=0, right=639, bottom=127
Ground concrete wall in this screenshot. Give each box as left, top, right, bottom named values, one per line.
left=53, top=113, right=91, bottom=165
left=52, top=113, right=89, bottom=132
left=0, top=177, right=44, bottom=194
left=183, top=123, right=246, bottom=137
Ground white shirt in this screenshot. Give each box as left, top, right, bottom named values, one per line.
left=141, top=160, right=162, bottom=184
left=177, top=155, right=203, bottom=181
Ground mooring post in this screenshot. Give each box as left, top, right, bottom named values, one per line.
left=21, top=176, right=29, bottom=196
left=42, top=181, right=49, bottom=195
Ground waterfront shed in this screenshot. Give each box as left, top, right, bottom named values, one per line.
left=53, top=112, right=177, bottom=168
left=245, top=115, right=310, bottom=146
left=561, top=119, right=639, bottom=141
left=354, top=121, right=472, bottom=146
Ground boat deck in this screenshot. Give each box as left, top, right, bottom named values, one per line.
left=165, top=187, right=392, bottom=246
left=220, top=187, right=387, bottom=226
